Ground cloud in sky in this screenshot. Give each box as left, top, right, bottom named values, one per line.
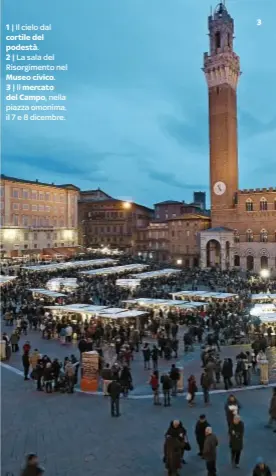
left=2, top=0, right=276, bottom=207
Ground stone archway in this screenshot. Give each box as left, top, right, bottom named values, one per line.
left=206, top=239, right=221, bottom=267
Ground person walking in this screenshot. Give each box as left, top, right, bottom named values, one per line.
left=200, top=369, right=211, bottom=405
left=222, top=358, right=233, bottom=390
left=161, top=372, right=172, bottom=407
left=165, top=420, right=187, bottom=465
left=101, top=363, right=113, bottom=396
left=169, top=364, right=180, bottom=397
left=22, top=351, right=30, bottom=381
left=229, top=415, right=244, bottom=468
left=120, top=364, right=132, bottom=397
left=163, top=435, right=183, bottom=476
left=149, top=370, right=161, bottom=405
left=252, top=457, right=272, bottom=476
left=225, top=394, right=241, bottom=429
left=266, top=387, right=276, bottom=432
left=195, top=414, right=210, bottom=457
left=107, top=380, right=122, bottom=417
left=203, top=427, right=218, bottom=476
left=151, top=345, right=159, bottom=370
left=187, top=374, right=197, bottom=406
left=142, top=343, right=151, bottom=370
left=21, top=453, right=44, bottom=476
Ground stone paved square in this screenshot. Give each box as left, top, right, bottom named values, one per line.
left=1, top=366, right=276, bottom=476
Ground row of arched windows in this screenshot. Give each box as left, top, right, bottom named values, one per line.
left=245, top=197, right=276, bottom=212
left=234, top=229, right=272, bottom=243
left=234, top=255, right=269, bottom=271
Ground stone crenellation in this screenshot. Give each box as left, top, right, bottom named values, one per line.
left=238, top=188, right=276, bottom=194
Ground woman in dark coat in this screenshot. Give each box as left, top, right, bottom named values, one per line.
left=163, top=435, right=184, bottom=476
left=165, top=420, right=187, bottom=464
left=229, top=415, right=244, bottom=468
left=120, top=365, right=132, bottom=397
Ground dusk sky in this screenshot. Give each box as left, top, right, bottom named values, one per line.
left=2, top=0, right=276, bottom=207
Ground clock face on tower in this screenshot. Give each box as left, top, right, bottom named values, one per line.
left=213, top=181, right=226, bottom=195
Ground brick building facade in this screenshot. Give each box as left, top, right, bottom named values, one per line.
left=200, top=3, right=276, bottom=273
left=0, top=175, right=79, bottom=257
left=79, top=194, right=153, bottom=252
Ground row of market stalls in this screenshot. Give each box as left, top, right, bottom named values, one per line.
left=0, top=275, right=17, bottom=286
left=46, top=278, right=78, bottom=293
left=79, top=263, right=149, bottom=276
left=44, top=303, right=148, bottom=328
left=251, top=293, right=276, bottom=303
left=170, top=290, right=239, bottom=302
left=22, top=258, right=117, bottom=273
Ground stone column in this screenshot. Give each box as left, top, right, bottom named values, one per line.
left=200, top=247, right=207, bottom=268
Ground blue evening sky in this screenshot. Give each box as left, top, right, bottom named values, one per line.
left=2, top=0, right=276, bottom=207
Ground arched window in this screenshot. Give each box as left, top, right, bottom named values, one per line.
left=246, top=255, right=254, bottom=271
left=245, top=198, right=253, bottom=212
left=234, top=255, right=240, bottom=267
left=260, top=256, right=268, bottom=270
left=260, top=197, right=267, bottom=211
left=246, top=229, right=253, bottom=242
left=215, top=31, right=221, bottom=49
left=234, top=229, right=240, bottom=243
left=260, top=229, right=268, bottom=243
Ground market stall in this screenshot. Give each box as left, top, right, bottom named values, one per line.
left=250, top=303, right=276, bottom=317
left=131, top=269, right=181, bottom=279
left=46, top=277, right=79, bottom=292
left=171, top=290, right=238, bottom=302
left=0, top=276, right=17, bottom=286
left=22, top=258, right=117, bottom=273
left=28, top=288, right=67, bottom=300
left=251, top=293, right=276, bottom=303
left=123, top=298, right=205, bottom=309
left=116, top=278, right=141, bottom=288
left=79, top=263, right=148, bottom=276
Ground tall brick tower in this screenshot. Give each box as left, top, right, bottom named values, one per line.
left=203, top=2, right=241, bottom=221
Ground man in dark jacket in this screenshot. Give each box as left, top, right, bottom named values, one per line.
left=200, top=370, right=211, bottom=405
left=142, top=343, right=151, bottom=370
left=21, top=453, right=44, bottom=476
left=203, top=427, right=218, bottom=475
left=22, top=351, right=30, bottom=380
left=161, top=373, right=172, bottom=407
left=229, top=415, right=244, bottom=468
left=252, top=457, right=272, bottom=476
left=195, top=414, right=210, bottom=457
left=267, top=387, right=276, bottom=432
left=169, top=364, right=180, bottom=396
left=107, top=380, right=121, bottom=417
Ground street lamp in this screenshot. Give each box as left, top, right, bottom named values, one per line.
left=176, top=259, right=182, bottom=265
left=123, top=201, right=132, bottom=209
left=260, top=269, right=270, bottom=279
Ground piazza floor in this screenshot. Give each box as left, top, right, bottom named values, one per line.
left=1, top=365, right=276, bottom=476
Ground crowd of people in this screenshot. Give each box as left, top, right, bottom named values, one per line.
left=1, top=254, right=276, bottom=475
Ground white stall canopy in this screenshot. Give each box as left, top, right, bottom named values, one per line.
left=132, top=269, right=182, bottom=279
left=259, top=313, right=276, bottom=323
left=80, top=264, right=148, bottom=276
left=251, top=293, right=276, bottom=302
left=171, top=290, right=238, bottom=301
left=98, top=309, right=147, bottom=319
left=28, top=288, right=66, bottom=298
left=0, top=276, right=17, bottom=285
left=22, top=258, right=117, bottom=272
left=44, top=304, right=110, bottom=314
left=123, top=298, right=205, bottom=309
left=116, top=278, right=141, bottom=288
left=250, top=303, right=276, bottom=317
left=47, top=277, right=78, bottom=292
